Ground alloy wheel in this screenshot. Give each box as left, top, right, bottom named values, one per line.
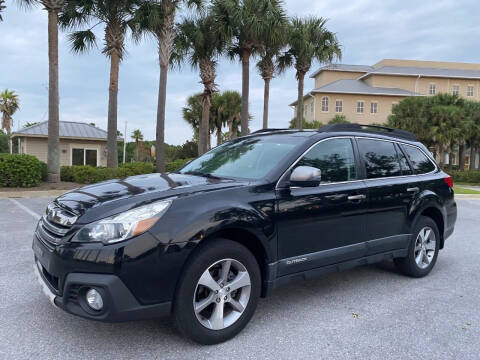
left=193, top=258, right=251, bottom=330
left=414, top=226, right=436, bottom=269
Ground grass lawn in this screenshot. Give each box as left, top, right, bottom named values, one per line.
left=453, top=186, right=480, bottom=194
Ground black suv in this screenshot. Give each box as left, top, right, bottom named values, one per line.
left=33, top=124, right=457, bottom=344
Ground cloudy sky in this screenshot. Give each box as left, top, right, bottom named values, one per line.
left=1, top=0, right=479, bottom=145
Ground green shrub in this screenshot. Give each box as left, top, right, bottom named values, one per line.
left=40, top=161, right=48, bottom=181
left=166, top=158, right=192, bottom=172
left=60, top=166, right=75, bottom=182
left=449, top=170, right=480, bottom=184
left=0, top=154, right=44, bottom=187
left=120, top=162, right=155, bottom=175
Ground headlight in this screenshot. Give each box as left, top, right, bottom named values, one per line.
left=71, top=199, right=172, bottom=244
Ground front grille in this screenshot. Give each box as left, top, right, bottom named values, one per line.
left=36, top=202, right=77, bottom=246
left=36, top=216, right=70, bottom=246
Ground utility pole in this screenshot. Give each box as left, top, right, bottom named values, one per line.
left=123, top=121, right=127, bottom=163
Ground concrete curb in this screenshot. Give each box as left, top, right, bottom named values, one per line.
left=454, top=194, right=480, bottom=199
left=0, top=190, right=68, bottom=199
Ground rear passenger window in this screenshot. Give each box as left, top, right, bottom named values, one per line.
left=395, top=144, right=413, bottom=175
left=296, top=138, right=357, bottom=183
left=402, top=145, right=436, bottom=174
left=358, top=139, right=401, bottom=179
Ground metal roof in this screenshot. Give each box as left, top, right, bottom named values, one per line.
left=289, top=80, right=421, bottom=105
left=359, top=65, right=480, bottom=80
left=310, top=64, right=374, bottom=78
left=12, top=121, right=122, bottom=140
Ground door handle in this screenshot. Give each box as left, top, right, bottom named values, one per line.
left=347, top=194, right=366, bottom=201
left=407, top=187, right=420, bottom=193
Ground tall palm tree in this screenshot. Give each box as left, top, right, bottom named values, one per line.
left=21, top=0, right=65, bottom=181
left=278, top=17, right=341, bottom=130
left=131, top=129, right=144, bottom=161
left=213, top=0, right=286, bottom=136
left=131, top=0, right=203, bottom=172
left=182, top=93, right=203, bottom=138
left=0, top=89, right=20, bottom=154
left=172, top=12, right=226, bottom=155
left=0, top=0, right=6, bottom=21
left=256, top=16, right=287, bottom=129
left=60, top=0, right=139, bottom=168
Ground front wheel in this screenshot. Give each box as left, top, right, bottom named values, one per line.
left=395, top=216, right=440, bottom=277
left=173, top=239, right=261, bottom=345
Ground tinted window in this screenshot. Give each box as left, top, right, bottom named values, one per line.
left=180, top=136, right=303, bottom=180
left=358, top=139, right=401, bottom=179
left=296, top=138, right=357, bottom=183
left=395, top=144, right=413, bottom=175
left=402, top=145, right=436, bottom=174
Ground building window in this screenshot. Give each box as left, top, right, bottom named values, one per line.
left=370, top=102, right=378, bottom=114
left=452, top=85, right=459, bottom=96
left=357, top=101, right=364, bottom=114
left=468, top=86, right=474, bottom=97
left=311, top=102, right=314, bottom=115
left=321, top=97, right=329, bottom=112
left=72, top=148, right=97, bottom=166
left=336, top=100, right=343, bottom=113
left=429, top=83, right=436, bottom=95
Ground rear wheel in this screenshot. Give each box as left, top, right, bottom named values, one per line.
left=173, top=239, right=261, bottom=345
left=395, top=216, right=440, bottom=277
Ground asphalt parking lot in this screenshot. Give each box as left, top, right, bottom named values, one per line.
left=1, top=197, right=479, bottom=360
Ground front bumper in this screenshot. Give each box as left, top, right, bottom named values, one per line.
left=33, top=237, right=172, bottom=322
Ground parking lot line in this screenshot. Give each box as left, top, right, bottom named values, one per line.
left=8, top=198, right=41, bottom=220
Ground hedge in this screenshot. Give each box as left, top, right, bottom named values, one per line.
left=60, top=159, right=192, bottom=184
left=449, top=170, right=480, bottom=184
left=0, top=154, right=46, bottom=187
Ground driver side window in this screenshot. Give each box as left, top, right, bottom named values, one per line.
left=295, top=138, right=357, bottom=183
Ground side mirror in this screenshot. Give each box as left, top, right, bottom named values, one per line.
left=289, top=166, right=322, bottom=187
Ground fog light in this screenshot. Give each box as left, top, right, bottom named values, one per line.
left=86, top=288, right=103, bottom=311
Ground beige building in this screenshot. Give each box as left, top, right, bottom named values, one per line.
left=291, top=59, right=480, bottom=168
left=11, top=121, right=121, bottom=167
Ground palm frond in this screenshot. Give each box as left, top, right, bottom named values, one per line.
left=68, top=29, right=97, bottom=53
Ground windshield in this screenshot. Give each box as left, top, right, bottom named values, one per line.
left=179, top=136, right=303, bottom=180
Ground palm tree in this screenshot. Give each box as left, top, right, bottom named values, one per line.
left=131, top=0, right=203, bottom=172
left=0, top=89, right=20, bottom=154
left=278, top=17, right=341, bottom=129
left=21, top=0, right=66, bottom=182
left=220, top=90, right=242, bottom=139
left=0, top=0, right=6, bottom=21
left=182, top=93, right=203, bottom=138
left=60, top=0, right=139, bottom=168
left=213, top=0, right=286, bottom=136
left=173, top=12, right=226, bottom=155
left=131, top=129, right=144, bottom=161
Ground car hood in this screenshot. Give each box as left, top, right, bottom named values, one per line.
left=55, top=172, right=248, bottom=224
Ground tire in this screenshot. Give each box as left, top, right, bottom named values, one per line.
left=395, top=216, right=440, bottom=277
left=173, top=239, right=261, bottom=345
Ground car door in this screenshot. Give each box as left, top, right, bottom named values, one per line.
left=356, top=138, right=414, bottom=254
left=275, top=137, right=368, bottom=276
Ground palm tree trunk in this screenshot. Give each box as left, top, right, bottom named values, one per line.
left=217, top=125, right=222, bottom=147
left=262, top=77, right=270, bottom=129
left=107, top=52, right=119, bottom=168
left=7, top=123, right=11, bottom=154
left=240, top=49, right=251, bottom=136
left=47, top=9, right=60, bottom=182
left=459, top=143, right=465, bottom=171
left=470, top=145, right=476, bottom=170
left=296, top=72, right=305, bottom=130
left=156, top=63, right=167, bottom=172
left=199, top=92, right=210, bottom=155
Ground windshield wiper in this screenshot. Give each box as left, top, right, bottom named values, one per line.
left=183, top=171, right=222, bottom=180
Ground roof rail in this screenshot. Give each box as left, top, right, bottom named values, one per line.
left=251, top=128, right=288, bottom=134
left=318, top=123, right=417, bottom=141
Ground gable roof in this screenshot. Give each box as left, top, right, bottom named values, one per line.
left=310, top=64, right=374, bottom=78
left=12, top=121, right=122, bottom=140
left=359, top=65, right=480, bottom=80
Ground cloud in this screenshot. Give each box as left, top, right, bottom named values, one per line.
left=1, top=0, right=479, bottom=145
